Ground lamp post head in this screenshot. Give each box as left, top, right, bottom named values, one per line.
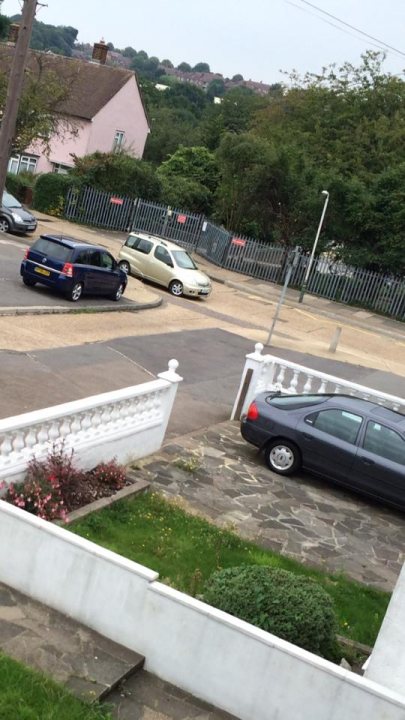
left=321, top=190, right=329, bottom=197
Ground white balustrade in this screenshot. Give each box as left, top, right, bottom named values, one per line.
left=232, top=343, right=404, bottom=419
left=0, top=359, right=182, bottom=486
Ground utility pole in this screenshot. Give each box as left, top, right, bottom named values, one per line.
left=0, top=0, right=37, bottom=200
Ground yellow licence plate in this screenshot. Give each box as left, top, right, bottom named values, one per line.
left=34, top=267, right=50, bottom=277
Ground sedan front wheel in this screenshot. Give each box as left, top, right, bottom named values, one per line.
left=264, top=439, right=301, bottom=476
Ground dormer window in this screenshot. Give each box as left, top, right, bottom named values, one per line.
left=113, top=130, right=125, bottom=151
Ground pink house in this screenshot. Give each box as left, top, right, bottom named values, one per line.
left=0, top=44, right=150, bottom=175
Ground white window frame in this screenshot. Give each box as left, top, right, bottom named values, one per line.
left=8, top=154, right=38, bottom=174
left=52, top=162, right=72, bottom=175
left=113, top=130, right=125, bottom=151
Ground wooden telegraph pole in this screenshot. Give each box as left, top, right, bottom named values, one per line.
left=0, top=0, right=37, bottom=200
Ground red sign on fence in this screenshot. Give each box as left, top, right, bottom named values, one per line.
left=231, top=237, right=246, bottom=247
left=177, top=214, right=187, bottom=224
left=110, top=197, right=124, bottom=205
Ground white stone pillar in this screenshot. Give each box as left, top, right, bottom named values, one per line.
left=364, top=562, right=405, bottom=697
left=231, top=343, right=266, bottom=420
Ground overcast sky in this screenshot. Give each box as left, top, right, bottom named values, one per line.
left=2, top=0, right=404, bottom=83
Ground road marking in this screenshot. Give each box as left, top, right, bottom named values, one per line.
left=0, top=238, right=28, bottom=250
left=294, top=307, right=405, bottom=346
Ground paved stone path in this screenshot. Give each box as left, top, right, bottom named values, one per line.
left=136, top=421, right=405, bottom=591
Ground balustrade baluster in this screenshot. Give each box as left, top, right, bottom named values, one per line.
left=288, top=370, right=300, bottom=394
left=275, top=365, right=286, bottom=391
left=0, top=433, right=13, bottom=464
left=303, top=375, right=313, bottom=394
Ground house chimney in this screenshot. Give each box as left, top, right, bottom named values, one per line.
left=8, top=23, right=20, bottom=45
left=92, top=39, right=108, bottom=65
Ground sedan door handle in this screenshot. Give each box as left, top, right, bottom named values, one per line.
left=303, top=433, right=313, bottom=440
left=361, top=458, right=375, bottom=466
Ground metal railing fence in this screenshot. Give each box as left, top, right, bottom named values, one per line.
left=63, top=186, right=405, bottom=321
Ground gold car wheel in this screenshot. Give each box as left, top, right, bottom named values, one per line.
left=169, top=280, right=183, bottom=296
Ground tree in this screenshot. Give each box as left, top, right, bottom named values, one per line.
left=72, top=151, right=161, bottom=200
left=206, top=78, right=225, bottom=99
left=193, top=62, right=210, bottom=72
left=158, top=145, right=218, bottom=190
left=0, top=52, right=78, bottom=156
left=232, top=74, right=243, bottom=81
left=177, top=62, right=192, bottom=72
left=161, top=58, right=173, bottom=68
left=158, top=145, right=218, bottom=214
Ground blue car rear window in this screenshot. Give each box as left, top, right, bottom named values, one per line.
left=31, top=238, right=73, bottom=262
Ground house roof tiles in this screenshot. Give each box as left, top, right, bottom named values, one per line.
left=0, top=45, right=135, bottom=120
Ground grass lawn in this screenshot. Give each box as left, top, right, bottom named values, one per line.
left=0, top=653, right=111, bottom=720
left=71, top=491, right=390, bottom=648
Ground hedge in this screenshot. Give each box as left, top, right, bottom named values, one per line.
left=202, top=565, right=339, bottom=660
left=32, top=173, right=80, bottom=216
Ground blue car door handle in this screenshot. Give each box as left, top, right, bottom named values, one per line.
left=303, top=433, right=313, bottom=440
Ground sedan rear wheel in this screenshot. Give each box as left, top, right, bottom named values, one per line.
left=169, top=280, right=183, bottom=297
left=23, top=276, right=36, bottom=287
left=0, top=217, right=10, bottom=233
left=67, top=282, right=83, bottom=302
left=264, top=439, right=301, bottom=476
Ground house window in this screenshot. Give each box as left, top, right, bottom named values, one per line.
left=113, top=130, right=125, bottom=151
left=8, top=154, right=37, bottom=174
left=52, top=163, right=71, bottom=175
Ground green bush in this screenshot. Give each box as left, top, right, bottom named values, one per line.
left=6, top=172, right=36, bottom=203
left=202, top=565, right=339, bottom=660
left=32, top=173, right=79, bottom=215
left=72, top=151, right=161, bottom=200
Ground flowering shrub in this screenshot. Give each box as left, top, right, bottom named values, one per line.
left=87, top=460, right=126, bottom=493
left=0, top=448, right=127, bottom=522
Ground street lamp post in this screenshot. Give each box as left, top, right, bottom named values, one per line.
left=298, top=190, right=329, bottom=304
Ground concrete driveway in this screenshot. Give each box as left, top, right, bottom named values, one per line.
left=136, top=420, right=405, bottom=592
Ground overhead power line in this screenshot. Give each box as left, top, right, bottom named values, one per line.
left=285, top=0, right=395, bottom=57
left=296, top=0, right=405, bottom=58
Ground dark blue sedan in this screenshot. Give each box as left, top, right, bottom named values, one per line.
left=20, top=234, right=127, bottom=302
left=241, top=393, right=405, bottom=510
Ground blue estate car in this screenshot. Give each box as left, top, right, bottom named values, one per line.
left=241, top=393, right=405, bottom=511
left=20, top=234, right=127, bottom=302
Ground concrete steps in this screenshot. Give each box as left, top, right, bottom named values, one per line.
left=0, top=582, right=144, bottom=702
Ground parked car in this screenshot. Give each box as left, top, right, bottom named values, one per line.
left=241, top=393, right=405, bottom=510
left=0, top=190, right=37, bottom=234
left=20, top=234, right=127, bottom=302
left=118, top=233, right=212, bottom=298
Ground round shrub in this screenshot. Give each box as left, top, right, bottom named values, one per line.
left=32, top=173, right=79, bottom=215
left=202, top=565, right=339, bottom=660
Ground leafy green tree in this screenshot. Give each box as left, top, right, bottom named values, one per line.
left=158, top=146, right=218, bottom=213
left=177, top=62, right=192, bottom=72
left=160, top=175, right=212, bottom=214
left=0, top=0, right=9, bottom=40
left=161, top=58, right=173, bottom=68
left=193, top=62, right=210, bottom=72
left=0, top=54, right=78, bottom=155
left=232, top=74, right=243, bottom=81
left=207, top=78, right=225, bottom=99
left=72, top=151, right=161, bottom=200
left=158, top=145, right=218, bottom=190
left=143, top=106, right=202, bottom=164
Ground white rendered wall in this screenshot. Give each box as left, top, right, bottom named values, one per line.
left=0, top=500, right=404, bottom=720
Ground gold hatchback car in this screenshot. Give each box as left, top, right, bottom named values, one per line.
left=118, top=233, right=212, bottom=298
